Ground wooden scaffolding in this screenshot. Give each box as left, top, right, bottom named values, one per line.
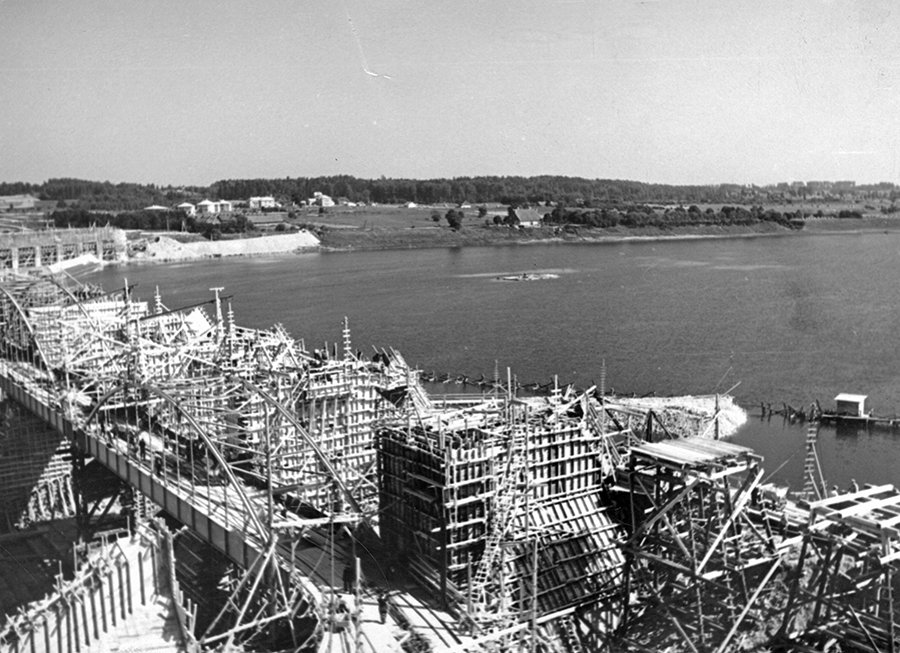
left=619, top=439, right=786, bottom=653
left=0, top=273, right=412, bottom=520
left=781, top=484, right=900, bottom=652
left=0, top=271, right=423, bottom=649
left=376, top=388, right=629, bottom=650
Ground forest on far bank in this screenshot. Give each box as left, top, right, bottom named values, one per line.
left=2, top=175, right=896, bottom=212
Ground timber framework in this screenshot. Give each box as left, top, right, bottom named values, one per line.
left=0, top=269, right=899, bottom=652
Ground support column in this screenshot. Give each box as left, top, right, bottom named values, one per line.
left=71, top=444, right=89, bottom=540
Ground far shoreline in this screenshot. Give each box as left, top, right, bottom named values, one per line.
left=314, top=215, right=900, bottom=253
left=120, top=215, right=900, bottom=265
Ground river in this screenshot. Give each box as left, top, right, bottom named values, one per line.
left=84, top=231, right=900, bottom=492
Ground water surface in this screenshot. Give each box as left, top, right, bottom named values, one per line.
left=86, top=233, right=900, bottom=491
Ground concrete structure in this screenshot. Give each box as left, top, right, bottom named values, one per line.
left=377, top=390, right=627, bottom=645
left=0, top=227, right=125, bottom=270
left=176, top=202, right=196, bottom=217
left=0, top=195, right=39, bottom=211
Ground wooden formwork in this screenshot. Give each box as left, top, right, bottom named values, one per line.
left=0, top=272, right=413, bottom=649
left=781, top=485, right=900, bottom=652
left=376, top=390, right=629, bottom=648
left=0, top=397, right=73, bottom=531
left=0, top=271, right=409, bottom=521
left=619, top=439, right=785, bottom=653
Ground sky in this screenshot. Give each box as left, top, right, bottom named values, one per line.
left=2, top=0, right=899, bottom=187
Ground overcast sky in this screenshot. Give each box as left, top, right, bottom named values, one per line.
left=2, top=1, right=898, bottom=186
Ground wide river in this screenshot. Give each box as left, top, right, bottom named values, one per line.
left=85, top=232, right=900, bottom=492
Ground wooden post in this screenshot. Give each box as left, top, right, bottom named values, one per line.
left=440, top=509, right=448, bottom=610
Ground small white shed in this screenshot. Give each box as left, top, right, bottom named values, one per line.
left=834, top=393, right=868, bottom=417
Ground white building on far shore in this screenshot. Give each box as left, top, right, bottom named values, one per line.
left=197, top=199, right=233, bottom=215
left=249, top=196, right=277, bottom=209
left=310, top=192, right=335, bottom=207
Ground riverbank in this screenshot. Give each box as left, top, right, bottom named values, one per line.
left=116, top=215, right=900, bottom=264
left=316, top=220, right=802, bottom=251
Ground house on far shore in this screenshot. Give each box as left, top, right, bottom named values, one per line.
left=310, top=192, right=335, bottom=207
left=177, top=202, right=196, bottom=217
left=246, top=212, right=288, bottom=231
left=197, top=199, right=233, bottom=215
left=509, top=207, right=544, bottom=227
left=249, top=196, right=277, bottom=210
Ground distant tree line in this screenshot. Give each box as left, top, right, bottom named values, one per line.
left=6, top=176, right=896, bottom=214
left=208, top=175, right=737, bottom=207
left=543, top=204, right=805, bottom=229
left=1, top=179, right=206, bottom=212
left=50, top=208, right=255, bottom=239
left=0, top=176, right=830, bottom=212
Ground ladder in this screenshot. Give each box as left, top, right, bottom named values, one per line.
left=584, top=396, right=621, bottom=471
left=802, top=422, right=825, bottom=500
left=557, top=614, right=585, bottom=653
left=470, top=431, right=527, bottom=602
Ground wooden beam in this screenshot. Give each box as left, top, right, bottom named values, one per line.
left=714, top=556, right=783, bottom=653
left=695, top=467, right=763, bottom=576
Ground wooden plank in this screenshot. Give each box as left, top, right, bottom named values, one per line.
left=811, top=485, right=895, bottom=511
left=831, top=493, right=900, bottom=520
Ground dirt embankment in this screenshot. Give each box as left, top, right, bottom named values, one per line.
left=129, top=231, right=320, bottom=262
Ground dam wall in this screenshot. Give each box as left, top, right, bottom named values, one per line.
left=0, top=228, right=126, bottom=270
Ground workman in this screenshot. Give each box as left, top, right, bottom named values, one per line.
left=343, top=563, right=355, bottom=593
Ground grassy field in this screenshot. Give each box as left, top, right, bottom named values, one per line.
left=291, top=198, right=894, bottom=232
left=290, top=204, right=507, bottom=230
